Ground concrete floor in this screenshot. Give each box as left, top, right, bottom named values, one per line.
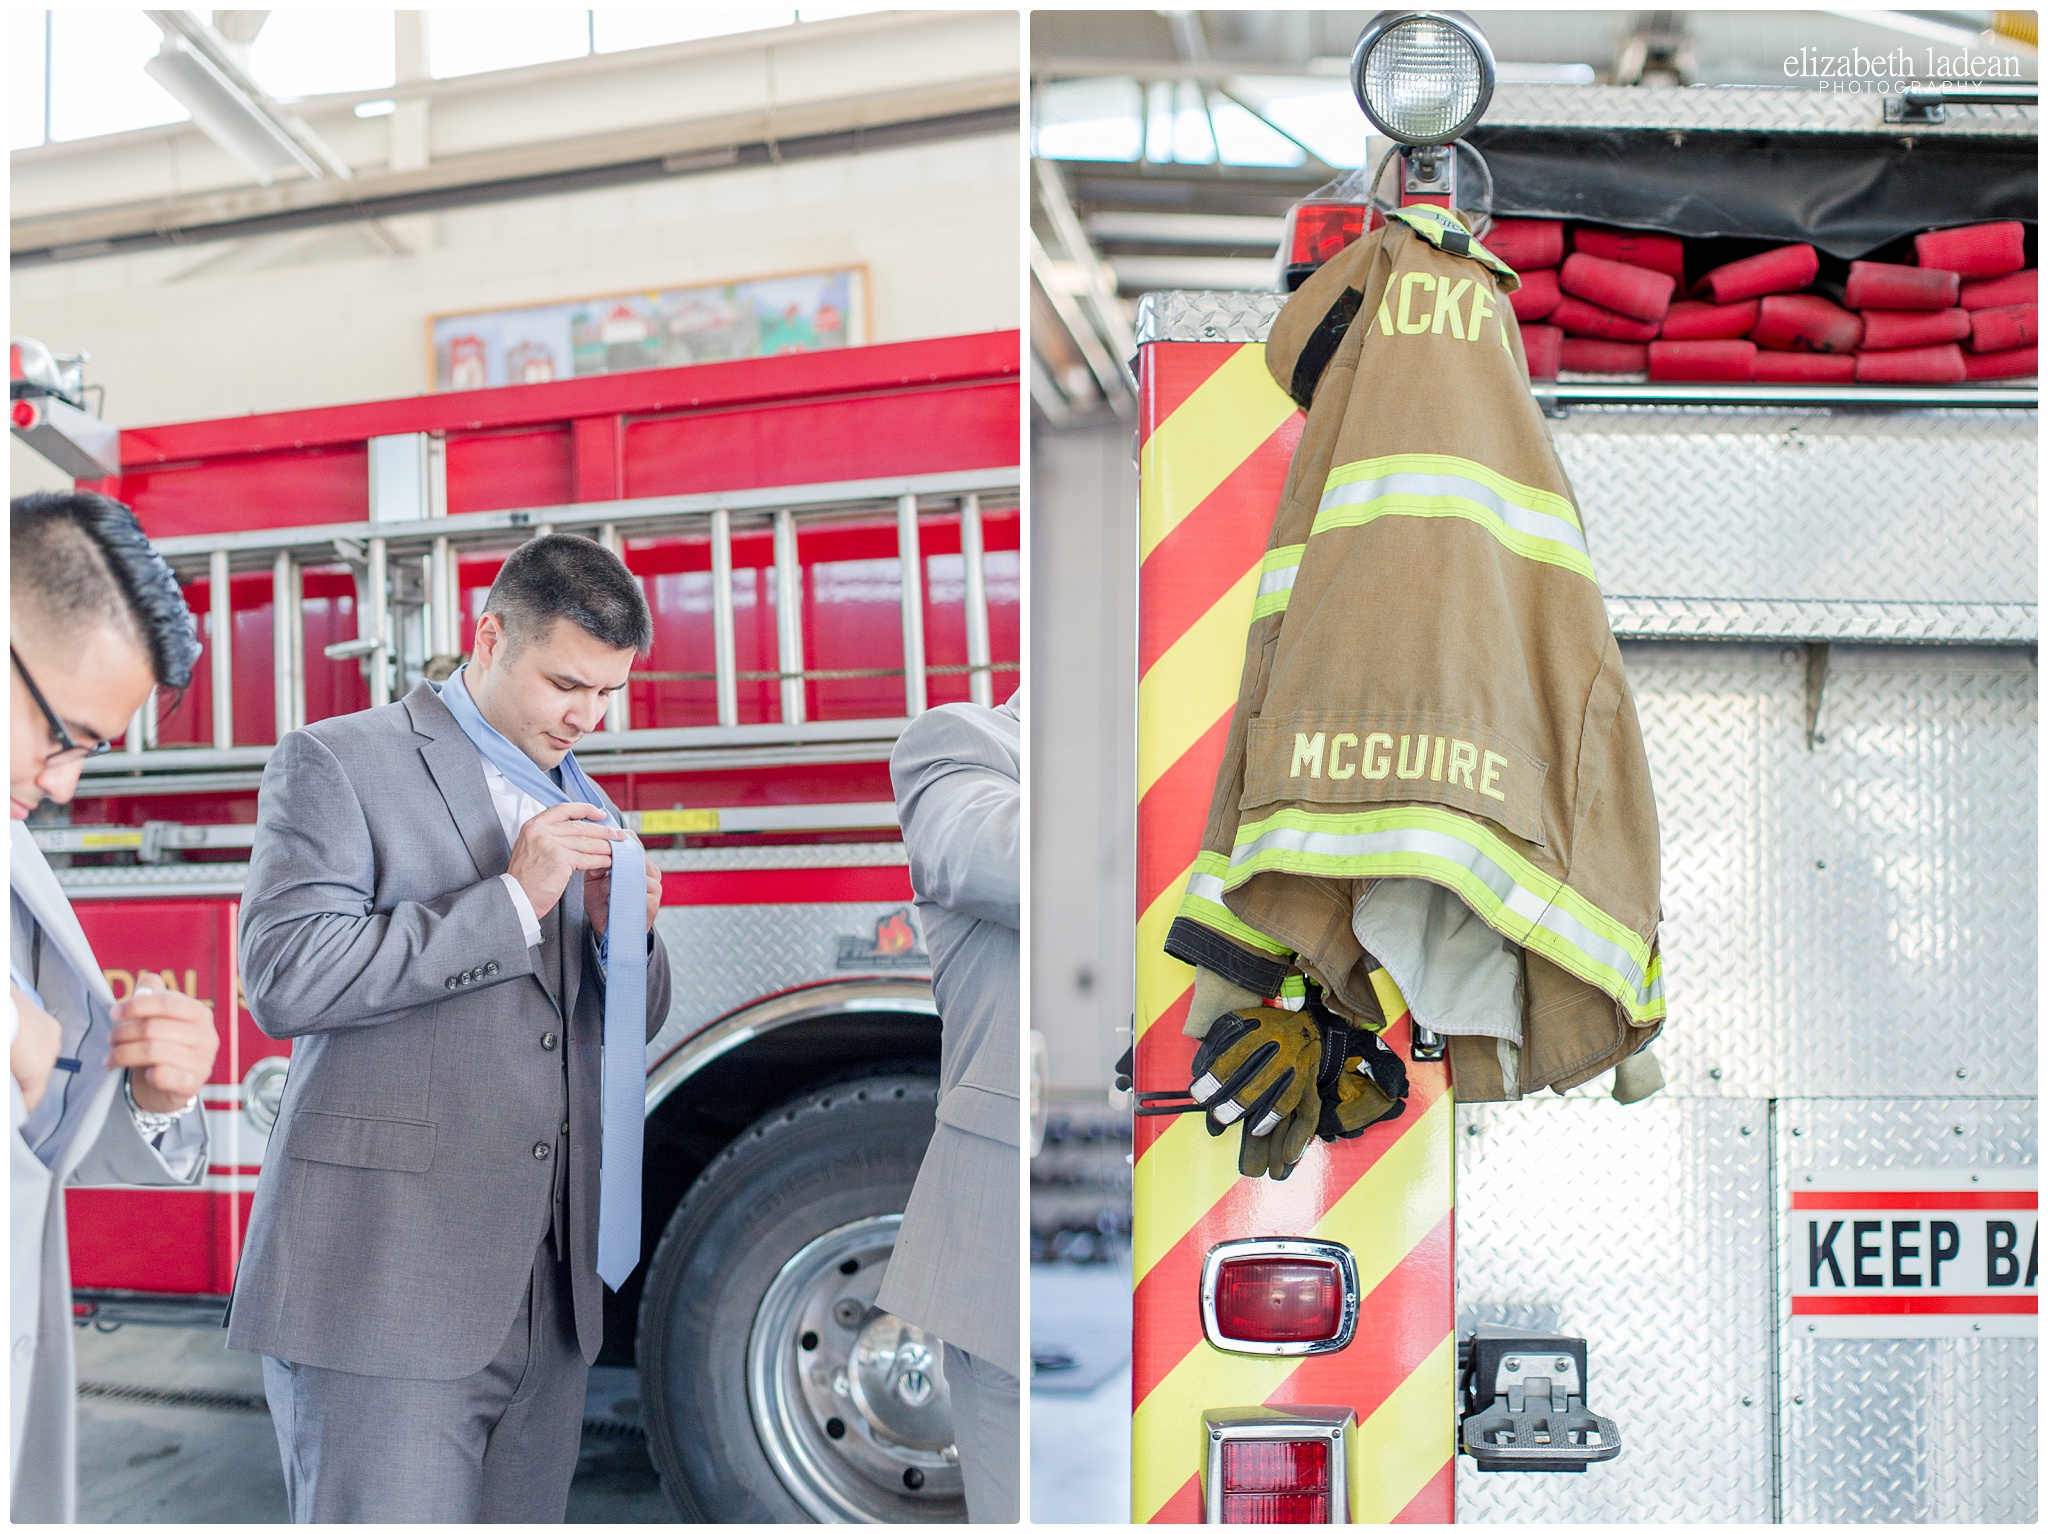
left=70, top=1323, right=672, bottom=1522
left=1029, top=1256, right=1132, bottom=1524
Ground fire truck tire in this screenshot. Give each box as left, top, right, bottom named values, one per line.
left=638, top=1072, right=962, bottom=1524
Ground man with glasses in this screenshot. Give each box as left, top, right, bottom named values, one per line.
left=10, top=490, right=221, bottom=1521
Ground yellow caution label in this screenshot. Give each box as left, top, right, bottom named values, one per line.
left=640, top=809, right=720, bottom=834
left=80, top=832, right=145, bottom=849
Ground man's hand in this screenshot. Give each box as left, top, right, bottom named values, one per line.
left=586, top=848, right=662, bottom=939
left=108, top=978, right=221, bottom=1114
left=10, top=982, right=63, bottom=1113
left=508, top=803, right=623, bottom=920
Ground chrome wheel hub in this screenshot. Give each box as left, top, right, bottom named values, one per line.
left=747, top=1214, right=964, bottom=1522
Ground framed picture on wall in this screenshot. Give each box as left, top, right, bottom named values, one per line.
left=427, top=265, right=869, bottom=391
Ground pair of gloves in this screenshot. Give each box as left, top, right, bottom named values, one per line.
left=1187, top=1003, right=1408, bottom=1180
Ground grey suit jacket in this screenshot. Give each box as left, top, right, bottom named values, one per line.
left=225, top=682, right=670, bottom=1379
left=873, top=697, right=1021, bottom=1379
left=11, top=824, right=206, bottom=1522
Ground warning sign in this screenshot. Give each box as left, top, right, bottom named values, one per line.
left=1789, top=1170, right=2037, bottom=1338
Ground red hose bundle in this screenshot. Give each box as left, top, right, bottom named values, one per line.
left=1551, top=295, right=1660, bottom=343
left=1560, top=252, right=1676, bottom=322
left=1647, top=340, right=1754, bottom=382
left=1485, top=219, right=1565, bottom=271
left=1573, top=226, right=1686, bottom=281
left=1751, top=294, right=1863, bottom=354
left=1559, top=338, right=1648, bottom=374
left=1660, top=299, right=1759, bottom=340
left=1858, top=309, right=1971, bottom=351
left=1698, top=244, right=1819, bottom=304
left=1843, top=261, right=1959, bottom=311
left=1968, top=303, right=2037, bottom=353
left=1963, top=346, right=2038, bottom=381
left=1510, top=268, right=1562, bottom=322
left=1914, top=221, right=2027, bottom=279
left=1752, top=351, right=1856, bottom=383
left=1854, top=344, right=1966, bottom=384
left=1960, top=269, right=2036, bottom=311
left=1521, top=324, right=1562, bottom=380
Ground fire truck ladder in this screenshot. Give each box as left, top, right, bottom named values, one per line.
left=80, top=464, right=1018, bottom=798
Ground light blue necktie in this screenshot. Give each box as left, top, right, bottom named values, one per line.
left=439, top=666, right=647, bottom=1289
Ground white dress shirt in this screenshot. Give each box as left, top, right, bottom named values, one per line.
left=482, top=755, right=548, bottom=949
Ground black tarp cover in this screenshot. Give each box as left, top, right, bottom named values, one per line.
left=1470, top=125, right=2037, bottom=261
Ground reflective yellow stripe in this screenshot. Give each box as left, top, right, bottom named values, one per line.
left=1138, top=346, right=1298, bottom=564
left=1175, top=849, right=1294, bottom=958
left=1229, top=804, right=1664, bottom=1023
left=1316, top=452, right=1595, bottom=583
left=1251, top=542, right=1304, bottom=620
left=1136, top=563, right=1262, bottom=802
left=1349, top=1332, right=1457, bottom=1521
left=1137, top=864, right=1196, bottom=1039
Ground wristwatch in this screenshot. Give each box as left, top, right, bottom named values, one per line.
left=125, top=1073, right=199, bottom=1138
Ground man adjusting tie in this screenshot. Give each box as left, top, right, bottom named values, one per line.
left=228, top=533, right=671, bottom=1522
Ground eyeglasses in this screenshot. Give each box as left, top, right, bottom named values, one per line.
left=11, top=647, right=115, bottom=766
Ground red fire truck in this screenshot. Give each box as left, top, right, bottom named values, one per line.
left=20, top=331, right=1019, bottom=1523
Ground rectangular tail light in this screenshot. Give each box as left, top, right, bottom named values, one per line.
left=1202, top=1406, right=1355, bottom=1524
left=1219, top=1439, right=1329, bottom=1523
left=1202, top=1239, right=1360, bottom=1355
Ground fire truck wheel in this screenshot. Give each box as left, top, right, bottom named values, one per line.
left=638, top=1072, right=963, bottom=1524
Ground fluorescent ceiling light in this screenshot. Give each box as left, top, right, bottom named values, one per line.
left=145, top=38, right=321, bottom=184
left=354, top=98, right=398, bottom=118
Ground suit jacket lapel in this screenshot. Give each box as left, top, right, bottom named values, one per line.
left=406, top=684, right=512, bottom=883
left=9, top=823, right=110, bottom=1004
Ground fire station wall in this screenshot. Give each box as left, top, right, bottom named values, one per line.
left=1030, top=418, right=1139, bottom=1101
left=9, top=129, right=1019, bottom=496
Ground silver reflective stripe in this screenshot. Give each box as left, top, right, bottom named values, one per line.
left=1317, top=471, right=1591, bottom=569
left=1229, top=820, right=1659, bottom=1009
left=1257, top=563, right=1299, bottom=601
left=1187, top=869, right=1229, bottom=903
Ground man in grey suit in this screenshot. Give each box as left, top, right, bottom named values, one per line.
left=228, top=533, right=671, bottom=1522
left=874, top=691, right=1021, bottom=1522
left=11, top=491, right=221, bottom=1521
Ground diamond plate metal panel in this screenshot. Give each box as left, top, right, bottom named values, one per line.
left=1606, top=598, right=2036, bottom=645
left=1779, top=1099, right=2037, bottom=1523
left=649, top=900, right=928, bottom=1059
left=1602, top=643, right=2037, bottom=1102
left=1559, top=408, right=2037, bottom=614
left=1454, top=1097, right=1776, bottom=1523
left=1133, top=289, right=1286, bottom=347
left=1484, top=82, right=2037, bottom=136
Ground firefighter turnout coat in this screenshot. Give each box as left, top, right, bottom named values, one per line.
left=1164, top=206, right=1666, bottom=1102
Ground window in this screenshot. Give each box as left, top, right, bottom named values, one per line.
left=47, top=11, right=187, bottom=142
left=248, top=12, right=396, bottom=101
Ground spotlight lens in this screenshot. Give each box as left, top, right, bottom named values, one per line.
left=1359, top=15, right=1487, bottom=143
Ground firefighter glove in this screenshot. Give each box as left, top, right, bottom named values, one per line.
left=1238, top=1076, right=1323, bottom=1181
left=1187, top=1007, right=1319, bottom=1138
left=1315, top=1024, right=1410, bottom=1142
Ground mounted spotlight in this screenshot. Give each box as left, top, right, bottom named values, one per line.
left=1350, top=11, right=1497, bottom=147
left=1277, top=11, right=1498, bottom=290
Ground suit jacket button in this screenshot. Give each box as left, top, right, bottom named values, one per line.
left=533, top=1143, right=551, bottom=1160
left=541, top=1033, right=557, bottom=1051
left=484, top=961, right=499, bottom=976
left=446, top=977, right=458, bottom=990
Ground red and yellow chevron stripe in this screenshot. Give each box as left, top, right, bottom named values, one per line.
left=1133, top=336, right=1457, bottom=1524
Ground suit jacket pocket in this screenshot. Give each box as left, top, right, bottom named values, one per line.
left=283, top=1110, right=436, bottom=1172
left=934, top=1083, right=1020, bottom=1148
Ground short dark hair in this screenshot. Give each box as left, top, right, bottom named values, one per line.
left=10, top=490, right=201, bottom=690
left=483, top=533, right=651, bottom=655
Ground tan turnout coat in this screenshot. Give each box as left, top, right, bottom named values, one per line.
left=1163, top=207, right=1665, bottom=1101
